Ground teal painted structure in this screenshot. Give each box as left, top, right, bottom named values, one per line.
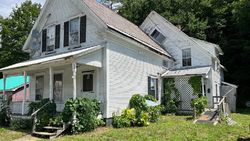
left=0, top=76, right=30, bottom=91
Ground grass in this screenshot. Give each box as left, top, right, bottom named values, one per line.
left=1, top=110, right=249, bottom=141
left=0, top=127, right=28, bottom=141
left=52, top=110, right=250, bottom=141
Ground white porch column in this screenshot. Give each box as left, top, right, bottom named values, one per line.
left=3, top=74, right=6, bottom=100
left=49, top=67, right=53, bottom=101
left=72, top=63, right=77, bottom=100
left=201, top=77, right=205, bottom=96
left=22, top=71, right=27, bottom=115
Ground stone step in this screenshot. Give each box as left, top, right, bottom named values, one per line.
left=33, top=131, right=57, bottom=137
left=44, top=126, right=63, bottom=130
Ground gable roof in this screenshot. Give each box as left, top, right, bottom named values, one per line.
left=82, top=0, right=171, bottom=58
left=0, top=76, right=30, bottom=91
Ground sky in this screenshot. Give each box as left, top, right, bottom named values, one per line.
left=0, top=0, right=45, bottom=18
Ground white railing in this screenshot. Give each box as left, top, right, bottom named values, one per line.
left=217, top=88, right=234, bottom=117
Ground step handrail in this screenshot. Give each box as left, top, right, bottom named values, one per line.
left=217, top=88, right=234, bottom=117
left=31, top=101, right=51, bottom=132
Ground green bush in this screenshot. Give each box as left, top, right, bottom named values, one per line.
left=62, top=98, right=100, bottom=134
left=10, top=118, right=32, bottom=130
left=28, top=99, right=57, bottom=131
left=112, top=114, right=131, bottom=128
left=191, top=96, right=208, bottom=116
left=144, top=95, right=157, bottom=102
left=148, top=106, right=161, bottom=123
left=0, top=101, right=11, bottom=127
left=129, top=94, right=148, bottom=112
left=136, top=111, right=149, bottom=127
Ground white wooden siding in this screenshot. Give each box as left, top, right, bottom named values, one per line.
left=106, top=33, right=167, bottom=117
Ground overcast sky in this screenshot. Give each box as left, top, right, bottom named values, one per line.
left=0, top=0, right=45, bottom=18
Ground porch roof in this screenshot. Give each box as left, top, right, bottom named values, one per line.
left=0, top=45, right=102, bottom=72
left=162, top=66, right=211, bottom=77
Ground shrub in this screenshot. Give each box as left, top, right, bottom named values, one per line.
left=129, top=94, right=148, bottom=111
left=28, top=99, right=57, bottom=131
left=144, top=95, right=157, bottom=102
left=0, top=101, right=11, bottom=127
left=148, top=106, right=161, bottom=123
left=10, top=118, right=32, bottom=130
left=112, top=114, right=131, bottom=128
left=62, top=98, right=100, bottom=134
left=49, top=114, right=64, bottom=127
left=136, top=111, right=149, bottom=127
left=191, top=96, right=208, bottom=116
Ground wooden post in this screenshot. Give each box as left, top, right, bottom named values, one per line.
left=72, top=63, right=77, bottom=100
left=49, top=67, right=53, bottom=101
left=201, top=77, right=205, bottom=96
left=22, top=71, right=27, bottom=115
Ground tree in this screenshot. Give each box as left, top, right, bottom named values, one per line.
left=0, top=0, right=41, bottom=74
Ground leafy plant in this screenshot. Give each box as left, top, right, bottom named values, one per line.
left=147, top=106, right=161, bottom=123
left=162, top=78, right=181, bottom=114
left=10, top=118, right=32, bottom=130
left=191, top=96, right=208, bottom=117
left=28, top=99, right=57, bottom=131
left=62, top=98, right=100, bottom=134
left=0, top=101, right=11, bottom=127
left=188, top=76, right=202, bottom=96
left=136, top=112, right=149, bottom=127
left=129, top=94, right=148, bottom=111
left=144, top=95, right=157, bottom=102
left=112, top=114, right=131, bottom=128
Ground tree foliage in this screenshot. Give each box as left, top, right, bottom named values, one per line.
left=0, top=0, right=41, bottom=75
left=119, top=0, right=250, bottom=107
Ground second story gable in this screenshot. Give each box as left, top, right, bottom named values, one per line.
left=140, top=11, right=223, bottom=70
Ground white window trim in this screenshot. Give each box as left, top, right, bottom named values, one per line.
left=150, top=29, right=166, bottom=44
left=182, top=48, right=192, bottom=67
left=35, top=74, right=45, bottom=101
left=148, top=75, right=159, bottom=100
left=53, top=72, right=64, bottom=103
left=82, top=71, right=95, bottom=93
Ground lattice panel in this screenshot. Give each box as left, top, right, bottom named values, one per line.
left=174, top=77, right=197, bottom=111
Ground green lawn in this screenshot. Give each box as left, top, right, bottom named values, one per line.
left=0, top=128, right=28, bottom=141
left=53, top=110, right=250, bottom=141
left=1, top=110, right=249, bottom=141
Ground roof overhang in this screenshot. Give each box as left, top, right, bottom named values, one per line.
left=1, top=45, right=103, bottom=73
left=162, top=66, right=211, bottom=77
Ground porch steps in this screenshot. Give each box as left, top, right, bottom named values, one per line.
left=32, top=122, right=71, bottom=139
left=194, top=110, right=219, bottom=125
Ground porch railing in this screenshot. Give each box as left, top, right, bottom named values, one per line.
left=216, top=88, right=234, bottom=118
left=31, top=100, right=51, bottom=132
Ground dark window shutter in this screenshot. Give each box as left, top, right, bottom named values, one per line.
left=80, top=16, right=87, bottom=43
left=42, top=29, right=47, bottom=52
left=156, top=78, right=159, bottom=100
left=64, top=21, right=69, bottom=47
left=148, top=77, right=151, bottom=95
left=55, top=24, right=60, bottom=49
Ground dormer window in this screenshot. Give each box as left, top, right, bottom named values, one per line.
left=182, top=48, right=192, bottom=67
left=42, top=24, right=60, bottom=53
left=69, top=18, right=80, bottom=46
left=151, top=29, right=166, bottom=44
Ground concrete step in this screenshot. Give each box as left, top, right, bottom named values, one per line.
left=33, top=131, right=56, bottom=137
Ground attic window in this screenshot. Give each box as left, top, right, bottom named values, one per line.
left=151, top=29, right=166, bottom=44
left=69, top=18, right=80, bottom=46
left=182, top=48, right=192, bottom=67
left=46, top=26, right=55, bottom=52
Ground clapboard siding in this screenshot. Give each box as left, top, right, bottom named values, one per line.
left=106, top=33, right=168, bottom=117
left=32, top=0, right=105, bottom=59
left=140, top=12, right=212, bottom=69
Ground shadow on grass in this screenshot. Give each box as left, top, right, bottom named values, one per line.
left=236, top=109, right=250, bottom=115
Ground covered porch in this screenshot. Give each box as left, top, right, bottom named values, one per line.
left=0, top=46, right=104, bottom=115
left=162, top=66, right=213, bottom=111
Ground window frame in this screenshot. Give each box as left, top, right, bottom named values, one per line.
left=69, top=17, right=81, bottom=47
left=182, top=48, right=192, bottom=67
left=148, top=76, right=159, bottom=100
left=46, top=25, right=56, bottom=52
left=150, top=29, right=166, bottom=44
left=82, top=71, right=94, bottom=93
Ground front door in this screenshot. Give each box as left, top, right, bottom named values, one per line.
left=53, top=73, right=63, bottom=102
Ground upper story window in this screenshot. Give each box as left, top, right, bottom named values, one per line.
left=42, top=24, right=60, bottom=53
left=182, top=48, right=192, bottom=67
left=64, top=16, right=87, bottom=47
left=151, top=29, right=166, bottom=44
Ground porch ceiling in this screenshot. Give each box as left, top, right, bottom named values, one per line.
left=162, top=66, right=211, bottom=77
left=0, top=45, right=103, bottom=73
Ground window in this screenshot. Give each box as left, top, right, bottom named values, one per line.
left=35, top=76, right=44, bottom=101
left=182, top=48, right=192, bottom=67
left=82, top=73, right=94, bottom=92
left=47, top=26, right=55, bottom=52
left=53, top=74, right=63, bottom=101
left=148, top=76, right=158, bottom=100
left=69, top=18, right=80, bottom=46
left=64, top=16, right=86, bottom=47
left=151, top=29, right=166, bottom=44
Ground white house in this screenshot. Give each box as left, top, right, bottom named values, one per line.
left=0, top=0, right=236, bottom=120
